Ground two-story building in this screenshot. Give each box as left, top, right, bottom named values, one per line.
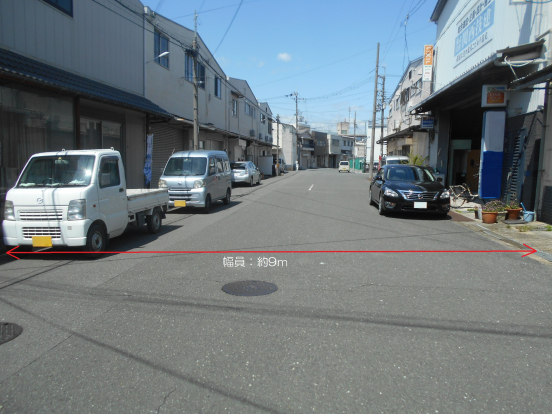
left=0, top=0, right=171, bottom=193
left=142, top=9, right=273, bottom=185
left=413, top=0, right=551, bottom=223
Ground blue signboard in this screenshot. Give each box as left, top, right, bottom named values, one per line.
left=454, top=0, right=494, bottom=66
left=421, top=118, right=434, bottom=129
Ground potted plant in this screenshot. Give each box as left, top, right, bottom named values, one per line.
left=481, top=200, right=505, bottom=224
left=504, top=200, right=522, bottom=220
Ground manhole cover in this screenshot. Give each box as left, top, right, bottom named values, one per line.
left=222, top=281, right=277, bottom=296
left=0, top=323, right=23, bottom=345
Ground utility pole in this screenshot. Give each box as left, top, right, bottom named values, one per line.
left=192, top=11, right=199, bottom=150
left=370, top=43, right=380, bottom=180
left=380, top=70, right=386, bottom=159
left=295, top=91, right=299, bottom=170
left=353, top=111, right=356, bottom=172
left=276, top=114, right=280, bottom=175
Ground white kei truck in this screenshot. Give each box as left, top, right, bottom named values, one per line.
left=3, top=149, right=169, bottom=255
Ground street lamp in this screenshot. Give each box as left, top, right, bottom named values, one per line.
left=146, top=51, right=169, bottom=64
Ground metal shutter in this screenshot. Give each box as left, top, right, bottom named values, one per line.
left=151, top=124, right=185, bottom=188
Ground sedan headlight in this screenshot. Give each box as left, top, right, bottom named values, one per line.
left=68, top=199, right=86, bottom=220
left=4, top=200, right=15, bottom=221
left=193, top=179, right=206, bottom=188
left=384, top=188, right=399, bottom=197
left=158, top=179, right=167, bottom=188
left=440, top=190, right=450, bottom=199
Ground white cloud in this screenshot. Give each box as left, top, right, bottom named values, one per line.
left=277, top=53, right=292, bottom=62
left=258, top=61, right=265, bottom=68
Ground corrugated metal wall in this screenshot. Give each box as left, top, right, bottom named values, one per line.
left=151, top=125, right=188, bottom=188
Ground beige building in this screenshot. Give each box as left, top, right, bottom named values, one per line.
left=384, top=57, right=432, bottom=161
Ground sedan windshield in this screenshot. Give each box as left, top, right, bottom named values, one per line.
left=163, top=157, right=207, bottom=176
left=386, top=166, right=436, bottom=182
left=18, top=155, right=95, bottom=187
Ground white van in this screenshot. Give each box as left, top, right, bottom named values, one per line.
left=338, top=160, right=350, bottom=173
left=381, top=155, right=409, bottom=166
left=158, top=150, right=232, bottom=212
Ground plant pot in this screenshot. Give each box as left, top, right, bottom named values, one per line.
left=505, top=208, right=522, bottom=220
left=481, top=211, right=498, bottom=224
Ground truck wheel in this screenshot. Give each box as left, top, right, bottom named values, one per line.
left=146, top=209, right=162, bottom=234
left=85, top=223, right=106, bottom=258
left=223, top=188, right=231, bottom=205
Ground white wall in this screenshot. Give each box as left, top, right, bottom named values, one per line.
left=434, top=0, right=550, bottom=92
left=0, top=0, right=145, bottom=95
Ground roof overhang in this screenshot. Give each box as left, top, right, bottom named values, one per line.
left=412, top=54, right=498, bottom=114
left=377, top=127, right=416, bottom=144
left=414, top=40, right=547, bottom=114
left=0, top=47, right=171, bottom=119
left=511, top=64, right=552, bottom=90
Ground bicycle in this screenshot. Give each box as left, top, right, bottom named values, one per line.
left=448, top=183, right=477, bottom=207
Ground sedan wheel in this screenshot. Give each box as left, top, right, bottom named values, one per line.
left=378, top=194, right=386, bottom=216
left=369, top=188, right=375, bottom=206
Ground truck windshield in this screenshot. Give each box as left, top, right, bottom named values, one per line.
left=17, top=155, right=95, bottom=187
left=164, top=157, right=207, bottom=176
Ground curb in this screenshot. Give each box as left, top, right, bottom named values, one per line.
left=472, top=223, right=552, bottom=263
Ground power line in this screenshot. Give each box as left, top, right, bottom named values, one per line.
left=213, top=0, right=244, bottom=54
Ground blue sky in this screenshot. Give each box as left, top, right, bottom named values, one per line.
left=142, top=0, right=438, bottom=134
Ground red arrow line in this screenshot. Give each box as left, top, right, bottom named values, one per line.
left=6, top=244, right=537, bottom=260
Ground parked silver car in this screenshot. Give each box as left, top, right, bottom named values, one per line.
left=231, top=161, right=261, bottom=186
left=158, top=150, right=232, bottom=212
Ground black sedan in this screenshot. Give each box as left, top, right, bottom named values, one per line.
left=369, top=165, right=450, bottom=217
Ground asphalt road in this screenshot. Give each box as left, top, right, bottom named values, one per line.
left=1, top=169, right=551, bottom=413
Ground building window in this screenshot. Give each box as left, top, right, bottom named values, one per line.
left=409, top=70, right=412, bottom=80
left=184, top=55, right=205, bottom=87
left=197, top=62, right=206, bottom=89
left=199, top=140, right=205, bottom=149
left=214, top=76, right=221, bottom=98
left=43, top=0, right=73, bottom=17
left=154, top=31, right=169, bottom=68
left=245, top=103, right=255, bottom=117
left=185, top=54, right=193, bottom=82
left=232, top=99, right=238, bottom=117
left=260, top=113, right=266, bottom=123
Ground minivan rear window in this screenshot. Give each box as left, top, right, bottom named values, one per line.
left=163, top=157, right=207, bottom=176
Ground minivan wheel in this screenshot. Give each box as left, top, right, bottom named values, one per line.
left=146, top=209, right=162, bottom=234
left=223, top=188, right=231, bottom=205
left=378, top=194, right=386, bottom=216
left=85, top=223, right=106, bottom=258
left=203, top=195, right=212, bottom=213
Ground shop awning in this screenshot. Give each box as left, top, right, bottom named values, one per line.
left=0, top=47, right=171, bottom=118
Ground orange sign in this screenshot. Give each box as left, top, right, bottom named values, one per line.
left=424, top=45, right=433, bottom=66
left=482, top=85, right=507, bottom=107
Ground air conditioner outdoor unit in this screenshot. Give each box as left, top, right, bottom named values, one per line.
left=250, top=130, right=255, bottom=137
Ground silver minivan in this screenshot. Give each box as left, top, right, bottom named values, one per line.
left=158, top=150, right=232, bottom=212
